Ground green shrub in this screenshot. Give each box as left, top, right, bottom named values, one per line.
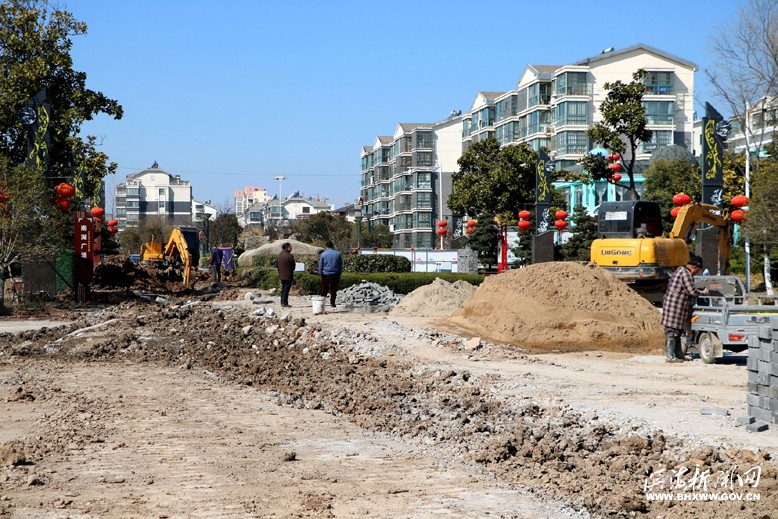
left=302, top=254, right=411, bottom=274
left=252, top=254, right=320, bottom=269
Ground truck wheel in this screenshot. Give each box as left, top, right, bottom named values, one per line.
left=697, top=332, right=717, bottom=364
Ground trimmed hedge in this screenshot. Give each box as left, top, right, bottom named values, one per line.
left=253, top=253, right=410, bottom=274
left=240, top=268, right=484, bottom=295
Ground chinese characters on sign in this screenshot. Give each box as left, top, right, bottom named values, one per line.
left=74, top=212, right=94, bottom=285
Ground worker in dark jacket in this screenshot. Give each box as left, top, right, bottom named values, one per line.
left=276, top=242, right=296, bottom=308
left=318, top=240, right=343, bottom=308
left=210, top=245, right=224, bottom=283
left=661, top=256, right=708, bottom=362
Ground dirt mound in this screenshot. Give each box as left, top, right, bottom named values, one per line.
left=445, top=262, right=664, bottom=353
left=93, top=256, right=212, bottom=293
left=390, top=277, right=476, bottom=318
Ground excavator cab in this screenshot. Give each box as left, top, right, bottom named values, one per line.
left=597, top=200, right=663, bottom=239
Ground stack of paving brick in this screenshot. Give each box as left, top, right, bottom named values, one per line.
left=335, top=281, right=403, bottom=313
left=745, top=325, right=778, bottom=432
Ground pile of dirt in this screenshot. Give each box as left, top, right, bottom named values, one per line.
left=389, top=277, right=476, bottom=318
left=445, top=262, right=664, bottom=353
left=93, top=256, right=211, bottom=293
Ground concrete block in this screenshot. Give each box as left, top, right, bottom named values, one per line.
left=747, top=393, right=762, bottom=408
left=768, top=397, right=778, bottom=412
left=748, top=370, right=760, bottom=383
left=759, top=325, right=773, bottom=340
left=748, top=382, right=760, bottom=393
left=737, top=415, right=756, bottom=425
left=749, top=335, right=761, bottom=349
left=758, top=371, right=771, bottom=386
left=748, top=355, right=759, bottom=371
left=746, top=421, right=769, bottom=433
left=753, top=407, right=773, bottom=422
left=760, top=346, right=774, bottom=362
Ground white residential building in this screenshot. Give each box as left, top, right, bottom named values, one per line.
left=243, top=196, right=333, bottom=228
left=114, top=166, right=216, bottom=230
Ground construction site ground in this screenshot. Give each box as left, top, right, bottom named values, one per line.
left=1, top=274, right=777, bottom=518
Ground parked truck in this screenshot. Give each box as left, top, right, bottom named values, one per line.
left=690, top=275, right=778, bottom=363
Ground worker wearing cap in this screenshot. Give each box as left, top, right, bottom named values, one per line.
left=661, top=256, right=708, bottom=363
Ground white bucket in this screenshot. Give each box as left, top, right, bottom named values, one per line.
left=311, top=296, right=325, bottom=315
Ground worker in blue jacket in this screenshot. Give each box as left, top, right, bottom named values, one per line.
left=318, top=241, right=343, bottom=308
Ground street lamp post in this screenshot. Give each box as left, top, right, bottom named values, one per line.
left=273, top=176, right=287, bottom=222
left=354, top=204, right=363, bottom=251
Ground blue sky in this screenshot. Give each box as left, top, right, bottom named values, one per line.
left=67, top=0, right=742, bottom=211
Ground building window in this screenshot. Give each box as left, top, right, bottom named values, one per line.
left=528, top=82, right=552, bottom=107
left=416, top=192, right=432, bottom=209
left=416, top=172, right=431, bottom=189
left=555, top=101, right=588, bottom=126
left=644, top=71, right=674, bottom=95
left=642, top=130, right=673, bottom=152
left=126, top=200, right=139, bottom=208
left=555, top=131, right=589, bottom=155
left=302, top=206, right=310, bottom=214
left=555, top=72, right=589, bottom=96
left=415, top=132, right=432, bottom=149
left=127, top=187, right=139, bottom=196
left=415, top=152, right=433, bottom=167
left=643, top=101, right=674, bottom=125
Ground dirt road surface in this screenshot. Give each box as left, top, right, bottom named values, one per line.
left=1, top=289, right=776, bottom=518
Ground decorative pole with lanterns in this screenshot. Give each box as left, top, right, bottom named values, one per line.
left=436, top=219, right=447, bottom=249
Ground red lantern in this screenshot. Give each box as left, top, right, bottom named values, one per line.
left=56, top=182, right=76, bottom=198
left=731, top=195, right=749, bottom=208
left=731, top=209, right=746, bottom=223
left=467, top=219, right=477, bottom=227
left=611, top=153, right=621, bottom=161
left=518, top=210, right=531, bottom=220
left=670, top=207, right=681, bottom=218
left=555, top=210, right=568, bottom=220
left=436, top=227, right=447, bottom=236
left=0, top=191, right=8, bottom=203
left=58, top=199, right=71, bottom=211
left=611, top=173, right=622, bottom=183
left=107, top=219, right=119, bottom=227
left=607, top=162, right=622, bottom=172
left=672, top=193, right=692, bottom=206
left=108, top=227, right=119, bottom=234
left=465, top=227, right=474, bottom=234
left=518, top=220, right=531, bottom=232
left=437, top=220, right=447, bottom=227
left=554, top=219, right=568, bottom=230
left=90, top=207, right=105, bottom=218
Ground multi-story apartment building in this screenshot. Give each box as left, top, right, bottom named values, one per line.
left=234, top=186, right=269, bottom=225
left=463, top=44, right=697, bottom=212
left=360, top=112, right=462, bottom=249
left=693, top=95, right=777, bottom=158
left=114, top=166, right=215, bottom=230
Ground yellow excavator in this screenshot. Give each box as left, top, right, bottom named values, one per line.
left=139, top=226, right=200, bottom=285
left=590, top=200, right=733, bottom=302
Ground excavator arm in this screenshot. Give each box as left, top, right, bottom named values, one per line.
left=669, top=203, right=733, bottom=275
left=163, top=228, right=194, bottom=285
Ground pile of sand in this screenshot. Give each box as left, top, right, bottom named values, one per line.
left=389, top=278, right=477, bottom=318
left=444, top=262, right=664, bottom=353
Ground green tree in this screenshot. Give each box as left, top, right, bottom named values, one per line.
left=509, top=227, right=532, bottom=267
left=210, top=213, right=242, bottom=248
left=0, top=160, right=67, bottom=307
left=745, top=150, right=778, bottom=291
left=642, top=159, right=702, bottom=234
left=448, top=138, right=536, bottom=223
left=0, top=1, right=123, bottom=196
left=559, top=205, right=598, bottom=261
left=296, top=211, right=351, bottom=251
left=579, top=70, right=652, bottom=200
left=361, top=224, right=393, bottom=249
left=466, top=214, right=500, bottom=269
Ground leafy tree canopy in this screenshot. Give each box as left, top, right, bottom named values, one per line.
left=0, top=0, right=123, bottom=198
left=559, top=205, right=598, bottom=261
left=210, top=213, right=242, bottom=248
left=578, top=70, right=651, bottom=199
left=465, top=213, right=500, bottom=269
left=448, top=138, right=536, bottom=223
left=360, top=224, right=393, bottom=249
left=295, top=211, right=352, bottom=252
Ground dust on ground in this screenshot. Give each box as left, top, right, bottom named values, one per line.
left=444, top=262, right=665, bottom=354
left=0, top=261, right=776, bottom=518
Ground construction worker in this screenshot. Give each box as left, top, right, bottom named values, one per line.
left=318, top=240, right=343, bottom=308
left=661, top=256, right=708, bottom=363
left=276, top=242, right=295, bottom=308
left=210, top=245, right=224, bottom=284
